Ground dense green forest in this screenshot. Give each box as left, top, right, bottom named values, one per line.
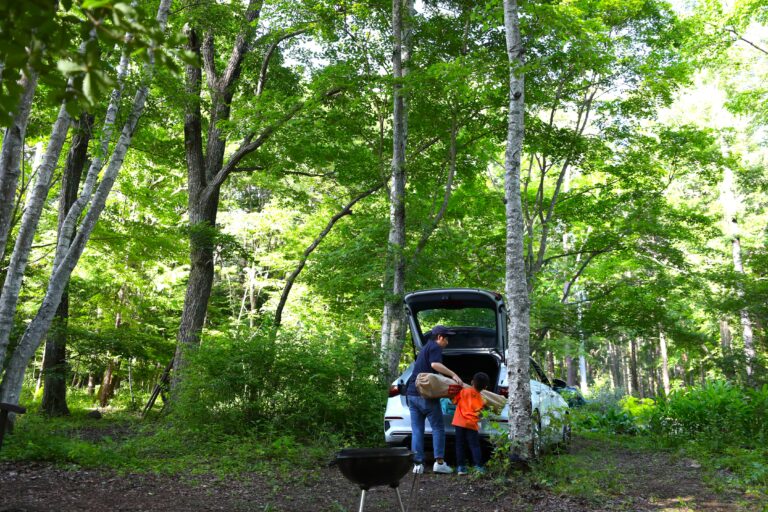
left=1, top=0, right=767, bottom=509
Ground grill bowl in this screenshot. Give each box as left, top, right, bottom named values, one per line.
left=335, top=447, right=413, bottom=490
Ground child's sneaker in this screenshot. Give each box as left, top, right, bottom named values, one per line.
left=412, top=463, right=424, bottom=474
left=457, top=466, right=468, bottom=475
left=433, top=460, right=453, bottom=474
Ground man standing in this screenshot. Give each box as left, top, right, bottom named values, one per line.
left=406, top=325, right=463, bottom=474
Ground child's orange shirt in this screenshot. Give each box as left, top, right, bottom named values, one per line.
left=451, top=387, right=485, bottom=431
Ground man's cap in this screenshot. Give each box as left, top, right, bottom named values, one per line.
left=432, top=325, right=456, bottom=337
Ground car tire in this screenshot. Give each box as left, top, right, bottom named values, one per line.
left=555, top=413, right=572, bottom=454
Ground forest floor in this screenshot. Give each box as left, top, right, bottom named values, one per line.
left=0, top=435, right=764, bottom=512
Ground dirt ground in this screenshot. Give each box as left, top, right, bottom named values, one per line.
left=0, top=437, right=760, bottom=512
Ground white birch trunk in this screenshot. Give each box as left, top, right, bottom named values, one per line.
left=54, top=53, right=132, bottom=277
left=659, top=329, right=670, bottom=396
left=575, top=286, right=589, bottom=394
left=574, top=284, right=588, bottom=394
left=720, top=167, right=755, bottom=377
left=34, top=345, right=45, bottom=395
left=380, top=0, right=413, bottom=380
left=503, top=0, right=533, bottom=461
left=0, top=105, right=71, bottom=369
left=561, top=170, right=578, bottom=388
left=622, top=348, right=631, bottom=395
left=0, top=40, right=127, bottom=374
left=578, top=351, right=588, bottom=394
left=0, top=71, right=38, bottom=264
left=719, top=317, right=732, bottom=353
left=0, top=0, right=172, bottom=407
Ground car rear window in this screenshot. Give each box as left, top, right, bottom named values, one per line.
left=416, top=307, right=497, bottom=349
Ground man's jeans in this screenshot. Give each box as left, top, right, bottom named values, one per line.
left=408, top=395, right=445, bottom=464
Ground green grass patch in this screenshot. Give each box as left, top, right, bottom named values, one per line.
left=671, top=442, right=768, bottom=502
left=531, top=451, right=624, bottom=502
left=0, top=408, right=343, bottom=478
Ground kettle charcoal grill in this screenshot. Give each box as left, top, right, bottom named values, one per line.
left=334, top=447, right=417, bottom=512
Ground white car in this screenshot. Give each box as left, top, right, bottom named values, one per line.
left=384, top=288, right=570, bottom=458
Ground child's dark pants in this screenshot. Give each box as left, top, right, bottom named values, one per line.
left=455, top=425, right=482, bottom=467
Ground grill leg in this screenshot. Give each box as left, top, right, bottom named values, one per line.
left=358, top=489, right=366, bottom=512
left=395, top=486, right=406, bottom=512
left=406, top=472, right=420, bottom=512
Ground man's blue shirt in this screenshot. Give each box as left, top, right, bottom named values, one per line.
left=406, top=339, right=443, bottom=396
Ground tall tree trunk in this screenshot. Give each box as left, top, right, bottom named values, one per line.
left=608, top=342, right=623, bottom=392
left=721, top=168, right=755, bottom=378
left=578, top=349, right=588, bottom=394
left=41, top=113, right=93, bottom=417
left=380, top=0, right=413, bottom=381
left=566, top=354, right=577, bottom=387
left=629, top=337, right=640, bottom=398
left=237, top=268, right=253, bottom=325
left=0, top=0, right=172, bottom=408
left=173, top=19, right=238, bottom=384
left=98, top=286, right=126, bottom=408
left=623, top=348, right=632, bottom=395
left=576, top=288, right=588, bottom=394
left=0, top=104, right=71, bottom=369
left=98, top=358, right=121, bottom=407
left=249, top=270, right=257, bottom=328
left=174, top=2, right=324, bottom=387
left=41, top=315, right=69, bottom=415
left=0, top=71, right=38, bottom=264
left=561, top=162, right=580, bottom=391
left=719, top=317, right=736, bottom=381
left=34, top=346, right=44, bottom=395
left=87, top=373, right=95, bottom=395
left=680, top=352, right=689, bottom=388
left=659, top=329, right=670, bottom=396
left=503, top=0, right=533, bottom=462
left=734, top=239, right=755, bottom=377
left=173, top=194, right=218, bottom=384
left=644, top=342, right=654, bottom=397
left=70, top=358, right=80, bottom=388
left=652, top=357, right=659, bottom=394
left=719, top=317, right=732, bottom=353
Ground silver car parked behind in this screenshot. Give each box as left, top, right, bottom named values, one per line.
left=384, top=288, right=570, bottom=457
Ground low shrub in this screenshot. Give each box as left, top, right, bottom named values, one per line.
left=649, top=381, right=768, bottom=449
left=173, top=326, right=384, bottom=445
left=572, top=394, right=653, bottom=435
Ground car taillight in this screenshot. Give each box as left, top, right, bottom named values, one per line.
left=498, top=386, right=508, bottom=398
left=388, top=385, right=401, bottom=397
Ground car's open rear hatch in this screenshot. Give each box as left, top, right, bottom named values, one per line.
left=404, top=288, right=506, bottom=356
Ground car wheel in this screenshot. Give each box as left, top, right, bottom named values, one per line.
left=531, top=410, right=542, bottom=459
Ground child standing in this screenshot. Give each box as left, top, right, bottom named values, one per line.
left=452, top=371, right=490, bottom=475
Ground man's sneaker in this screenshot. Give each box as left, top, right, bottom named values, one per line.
left=433, top=460, right=453, bottom=474
left=412, top=463, right=424, bottom=474
left=457, top=466, right=468, bottom=475
left=474, top=466, right=486, bottom=475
